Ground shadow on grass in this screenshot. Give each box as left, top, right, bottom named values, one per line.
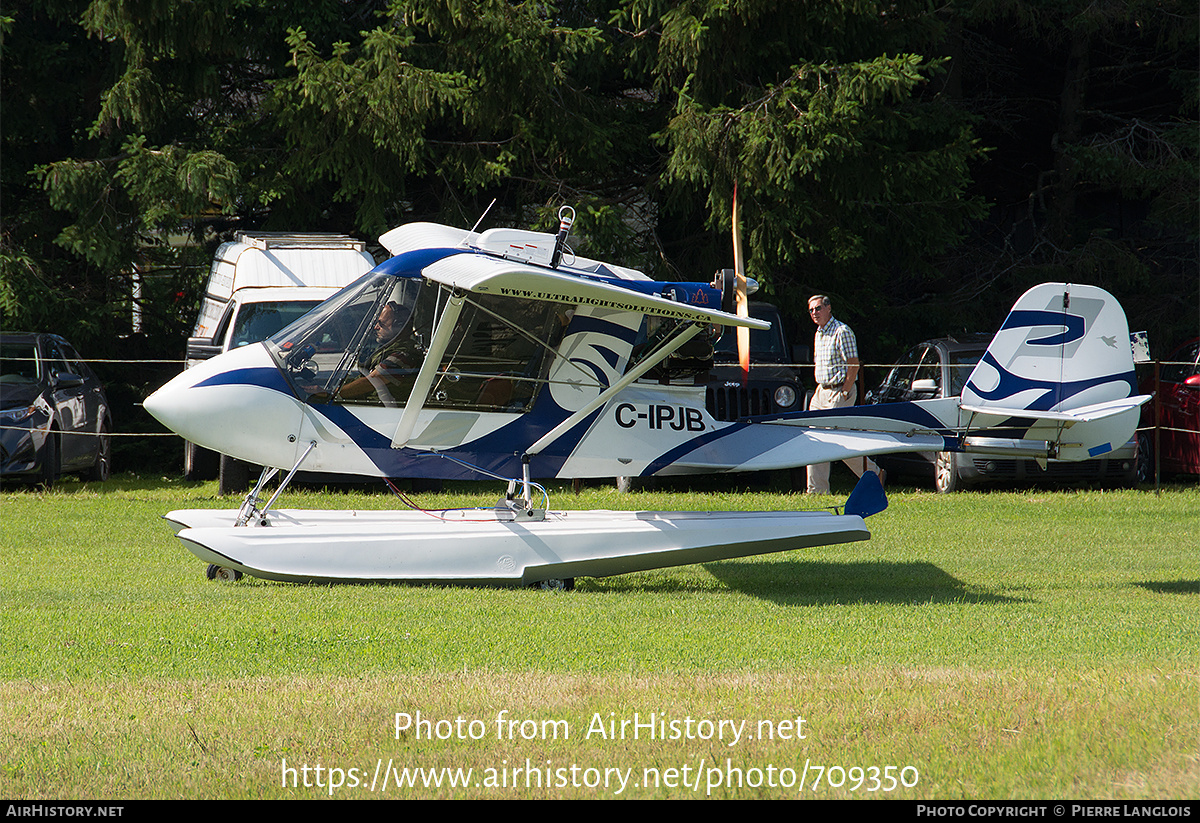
left=708, top=558, right=1025, bottom=606
left=1133, top=579, right=1200, bottom=595
left=705, top=559, right=1025, bottom=606
left=587, top=558, right=1026, bottom=606
left=0, top=473, right=207, bottom=495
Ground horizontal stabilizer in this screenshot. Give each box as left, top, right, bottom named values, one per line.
left=961, top=394, right=1151, bottom=424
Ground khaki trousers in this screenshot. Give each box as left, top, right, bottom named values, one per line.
left=806, top=384, right=879, bottom=494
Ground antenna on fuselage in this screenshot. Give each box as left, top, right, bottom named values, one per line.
left=468, top=198, right=498, bottom=235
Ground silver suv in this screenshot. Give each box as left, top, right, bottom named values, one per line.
left=866, top=335, right=1137, bottom=491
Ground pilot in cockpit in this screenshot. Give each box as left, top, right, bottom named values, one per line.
left=336, top=299, right=422, bottom=406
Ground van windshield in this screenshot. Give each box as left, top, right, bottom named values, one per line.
left=230, top=301, right=323, bottom=348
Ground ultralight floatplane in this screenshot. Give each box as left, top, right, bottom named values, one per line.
left=146, top=207, right=1148, bottom=588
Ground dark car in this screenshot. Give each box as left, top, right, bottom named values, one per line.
left=1138, top=338, right=1199, bottom=480
left=1, top=333, right=112, bottom=486
left=867, top=335, right=1137, bottom=492
left=616, top=301, right=806, bottom=492
left=707, top=302, right=805, bottom=420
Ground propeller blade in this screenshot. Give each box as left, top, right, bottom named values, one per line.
left=732, top=186, right=750, bottom=384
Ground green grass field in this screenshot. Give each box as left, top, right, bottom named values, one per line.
left=2, top=473, right=1197, bottom=799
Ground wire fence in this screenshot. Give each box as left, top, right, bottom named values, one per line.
left=3, top=355, right=1195, bottom=449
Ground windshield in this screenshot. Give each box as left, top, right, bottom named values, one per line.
left=230, top=301, right=323, bottom=348
left=268, top=272, right=572, bottom=413
left=948, top=351, right=983, bottom=397
left=714, top=308, right=785, bottom=361
left=269, top=272, right=429, bottom=405
left=0, top=341, right=40, bottom=386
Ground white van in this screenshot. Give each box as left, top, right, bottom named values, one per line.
left=184, top=232, right=376, bottom=484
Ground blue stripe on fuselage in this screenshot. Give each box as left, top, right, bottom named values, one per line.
left=309, top=398, right=599, bottom=480
left=195, top=366, right=295, bottom=395
left=639, top=401, right=956, bottom=477
left=751, top=401, right=951, bottom=431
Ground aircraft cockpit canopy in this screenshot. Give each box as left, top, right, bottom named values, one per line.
left=267, top=271, right=572, bottom=413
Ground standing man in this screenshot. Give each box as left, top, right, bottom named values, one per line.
left=806, top=294, right=881, bottom=494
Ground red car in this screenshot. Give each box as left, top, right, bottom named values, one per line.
left=1138, top=338, right=1200, bottom=479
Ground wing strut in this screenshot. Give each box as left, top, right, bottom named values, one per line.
left=391, top=289, right=468, bottom=448
left=524, top=322, right=705, bottom=459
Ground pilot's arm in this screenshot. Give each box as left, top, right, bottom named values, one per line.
left=336, top=347, right=419, bottom=402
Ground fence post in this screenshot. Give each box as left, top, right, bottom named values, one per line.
left=1153, top=360, right=1161, bottom=494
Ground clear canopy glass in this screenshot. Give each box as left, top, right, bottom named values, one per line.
left=268, top=272, right=573, bottom=413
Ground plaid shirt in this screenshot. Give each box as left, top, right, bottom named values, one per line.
left=813, top=316, right=858, bottom=387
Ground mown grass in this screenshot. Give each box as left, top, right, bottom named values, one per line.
left=2, top=472, right=1197, bottom=799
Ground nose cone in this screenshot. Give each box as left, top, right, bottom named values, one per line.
left=146, top=344, right=304, bottom=468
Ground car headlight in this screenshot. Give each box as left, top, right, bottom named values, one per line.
left=774, top=385, right=798, bottom=409
left=0, top=405, right=37, bottom=425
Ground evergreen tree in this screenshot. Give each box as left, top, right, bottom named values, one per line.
left=948, top=0, right=1198, bottom=351
left=269, top=0, right=655, bottom=256
left=4, top=0, right=1193, bottom=367
left=616, top=0, right=990, bottom=354
left=2, top=0, right=374, bottom=346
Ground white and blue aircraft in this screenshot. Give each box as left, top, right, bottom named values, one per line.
left=146, top=211, right=1149, bottom=587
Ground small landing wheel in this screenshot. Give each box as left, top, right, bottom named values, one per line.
left=205, top=564, right=243, bottom=582
left=532, top=577, right=575, bottom=591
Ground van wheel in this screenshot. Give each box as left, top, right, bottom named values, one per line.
left=184, top=441, right=219, bottom=481
left=219, top=455, right=251, bottom=495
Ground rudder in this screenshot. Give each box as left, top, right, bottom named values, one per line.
left=962, top=282, right=1137, bottom=415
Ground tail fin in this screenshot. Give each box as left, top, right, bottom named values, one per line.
left=963, top=283, right=1137, bottom=413
left=960, top=283, right=1149, bottom=461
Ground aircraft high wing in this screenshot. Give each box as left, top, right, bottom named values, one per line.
left=145, top=216, right=1149, bottom=587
